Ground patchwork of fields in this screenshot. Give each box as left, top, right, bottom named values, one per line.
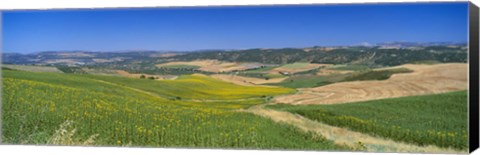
left=274, top=63, right=467, bottom=105
left=156, top=60, right=267, bottom=73
left=2, top=70, right=347, bottom=149
left=1, top=62, right=469, bottom=153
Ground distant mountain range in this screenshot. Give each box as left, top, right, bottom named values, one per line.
left=2, top=51, right=186, bottom=66
left=374, top=41, right=467, bottom=48
left=2, top=42, right=468, bottom=67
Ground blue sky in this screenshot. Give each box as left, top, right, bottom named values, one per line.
left=2, top=2, right=468, bottom=53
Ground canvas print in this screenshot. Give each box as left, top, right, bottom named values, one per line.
left=1, top=2, right=470, bottom=153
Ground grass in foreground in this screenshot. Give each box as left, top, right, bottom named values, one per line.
left=268, top=91, right=468, bottom=150
left=2, top=69, right=346, bottom=150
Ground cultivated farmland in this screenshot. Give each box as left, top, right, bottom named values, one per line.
left=2, top=45, right=470, bottom=153
left=268, top=91, right=468, bottom=150
left=273, top=63, right=467, bottom=105
left=3, top=69, right=350, bottom=150
left=156, top=60, right=267, bottom=73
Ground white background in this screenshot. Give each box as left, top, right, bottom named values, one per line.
left=0, top=0, right=478, bottom=155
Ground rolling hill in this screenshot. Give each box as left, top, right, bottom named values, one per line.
left=3, top=69, right=350, bottom=150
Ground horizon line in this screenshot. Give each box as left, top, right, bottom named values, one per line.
left=2, top=40, right=468, bottom=54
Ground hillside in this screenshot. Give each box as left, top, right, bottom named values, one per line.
left=3, top=69, right=352, bottom=150
left=1, top=45, right=469, bottom=153
left=171, top=46, right=467, bottom=66
left=3, top=45, right=467, bottom=77
left=268, top=91, right=468, bottom=150
left=274, top=63, right=467, bottom=105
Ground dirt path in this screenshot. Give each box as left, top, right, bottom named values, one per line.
left=243, top=105, right=464, bottom=153
left=274, top=63, right=467, bottom=105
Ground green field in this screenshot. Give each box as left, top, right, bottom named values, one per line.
left=85, top=73, right=293, bottom=101
left=268, top=74, right=339, bottom=88
left=56, top=66, right=88, bottom=74
left=329, top=64, right=370, bottom=71
left=280, top=62, right=309, bottom=69
left=269, top=68, right=411, bottom=89
left=341, top=68, right=412, bottom=82
left=158, top=64, right=201, bottom=69
left=2, top=69, right=348, bottom=150
left=2, top=64, right=63, bottom=73
left=239, top=66, right=284, bottom=79
left=412, top=60, right=441, bottom=65
left=243, top=66, right=278, bottom=73
left=268, top=91, right=468, bottom=150
left=237, top=73, right=286, bottom=79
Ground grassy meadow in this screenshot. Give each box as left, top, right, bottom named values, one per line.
left=2, top=69, right=348, bottom=150
left=268, top=91, right=468, bottom=150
